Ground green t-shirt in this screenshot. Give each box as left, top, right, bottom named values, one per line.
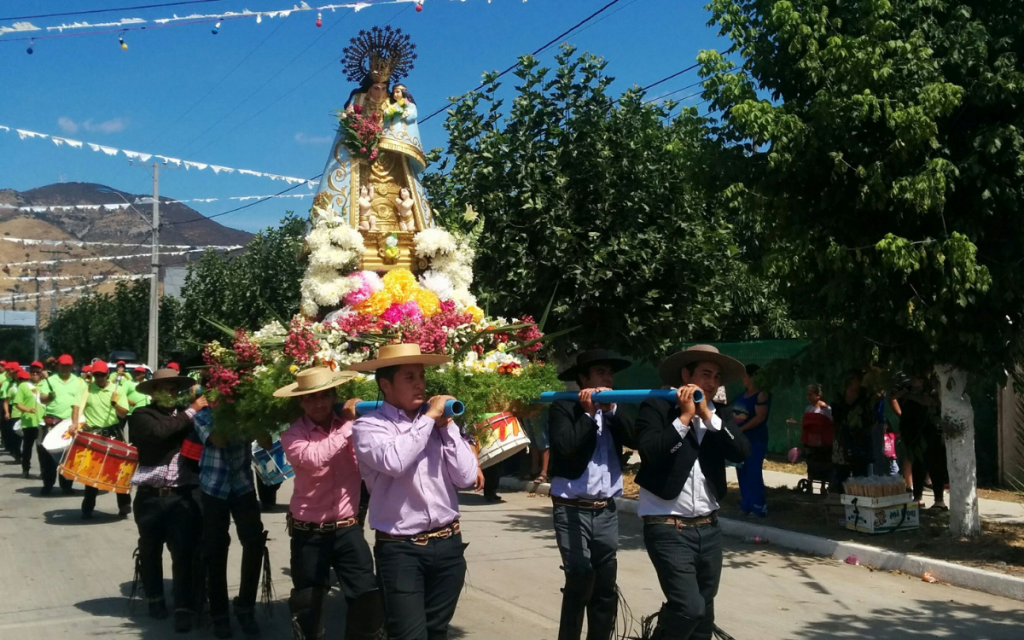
left=0, top=379, right=9, bottom=408
left=83, top=382, right=129, bottom=429
left=40, top=374, right=86, bottom=420
left=126, top=385, right=150, bottom=415
left=114, top=374, right=136, bottom=395
left=12, top=382, right=40, bottom=428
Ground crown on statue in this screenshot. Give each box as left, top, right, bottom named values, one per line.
left=342, top=25, right=417, bottom=85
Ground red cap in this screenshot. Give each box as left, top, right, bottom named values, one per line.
left=30, top=361, right=44, bottom=370
left=167, top=362, right=180, bottom=372
left=82, top=365, right=93, bottom=373
left=116, top=360, right=126, bottom=366
left=133, top=366, right=147, bottom=374
left=91, top=361, right=110, bottom=374
left=5, top=361, right=20, bottom=370
left=16, top=369, right=29, bottom=381
left=57, top=354, right=74, bottom=366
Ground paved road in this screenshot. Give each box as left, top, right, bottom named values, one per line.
left=1, top=465, right=1022, bottom=639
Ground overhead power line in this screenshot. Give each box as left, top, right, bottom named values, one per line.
left=420, top=0, right=626, bottom=124
left=163, top=175, right=322, bottom=227
left=0, top=0, right=223, bottom=22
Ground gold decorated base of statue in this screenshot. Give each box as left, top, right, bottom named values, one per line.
left=360, top=230, right=428, bottom=272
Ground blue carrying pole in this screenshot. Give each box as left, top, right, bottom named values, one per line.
left=536, top=388, right=703, bottom=405
left=353, top=399, right=465, bottom=417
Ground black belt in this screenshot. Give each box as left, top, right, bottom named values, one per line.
left=136, top=485, right=196, bottom=498
left=288, top=512, right=359, bottom=534
left=551, top=496, right=612, bottom=510
left=643, top=513, right=718, bottom=529
left=375, top=521, right=461, bottom=546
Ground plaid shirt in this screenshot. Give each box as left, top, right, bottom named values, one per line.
left=131, top=452, right=197, bottom=488
left=193, top=407, right=254, bottom=499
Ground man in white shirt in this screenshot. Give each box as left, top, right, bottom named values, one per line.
left=634, top=345, right=751, bottom=640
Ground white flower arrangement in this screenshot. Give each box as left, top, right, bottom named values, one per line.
left=418, top=270, right=454, bottom=301
left=457, top=348, right=527, bottom=374
left=413, top=228, right=458, bottom=257
left=300, top=219, right=366, bottom=317
left=252, top=320, right=286, bottom=342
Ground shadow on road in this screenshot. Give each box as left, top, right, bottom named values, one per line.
left=790, top=599, right=1024, bottom=639
left=43, top=507, right=126, bottom=526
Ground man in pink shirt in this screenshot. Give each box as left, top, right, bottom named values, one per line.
left=350, top=344, right=481, bottom=640
left=276, top=368, right=384, bottom=640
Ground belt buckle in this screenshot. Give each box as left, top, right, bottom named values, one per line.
left=321, top=521, right=337, bottom=533
left=410, top=534, right=429, bottom=546
left=434, top=527, right=452, bottom=540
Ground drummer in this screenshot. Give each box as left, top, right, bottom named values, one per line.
left=71, top=360, right=132, bottom=519
left=350, top=344, right=482, bottom=640
left=275, top=367, right=384, bottom=640
left=549, top=349, right=636, bottom=640
left=128, top=369, right=208, bottom=631
left=37, top=354, right=86, bottom=496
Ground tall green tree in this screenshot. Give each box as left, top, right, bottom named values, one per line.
left=178, top=213, right=306, bottom=347
left=423, top=46, right=793, bottom=361
left=46, top=279, right=182, bottom=363
left=702, top=0, right=1024, bottom=536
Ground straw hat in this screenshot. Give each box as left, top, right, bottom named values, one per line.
left=659, top=344, right=745, bottom=387
left=348, top=343, right=450, bottom=372
left=273, top=367, right=357, bottom=398
left=136, top=368, right=197, bottom=396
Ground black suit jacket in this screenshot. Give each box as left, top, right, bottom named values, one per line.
left=548, top=399, right=636, bottom=482
left=635, top=398, right=750, bottom=502
left=129, top=405, right=195, bottom=467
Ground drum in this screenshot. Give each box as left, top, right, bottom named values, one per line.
left=58, top=431, right=139, bottom=494
left=475, top=412, right=530, bottom=470
left=42, top=418, right=81, bottom=454
left=252, top=438, right=294, bottom=486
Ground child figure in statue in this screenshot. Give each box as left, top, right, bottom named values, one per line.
left=358, top=185, right=376, bottom=231
left=396, top=188, right=415, bottom=231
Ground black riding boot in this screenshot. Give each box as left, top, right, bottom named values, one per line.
left=345, top=589, right=385, bottom=640
left=288, top=587, right=327, bottom=640
left=557, top=570, right=595, bottom=640
left=586, top=559, right=618, bottom=640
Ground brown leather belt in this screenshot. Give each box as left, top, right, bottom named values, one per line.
left=551, top=496, right=612, bottom=510
left=375, top=521, right=461, bottom=546
left=288, top=512, right=359, bottom=534
left=643, top=513, right=717, bottom=529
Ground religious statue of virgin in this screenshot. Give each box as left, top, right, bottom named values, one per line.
left=311, top=26, right=433, bottom=271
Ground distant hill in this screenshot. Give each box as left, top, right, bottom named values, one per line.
left=0, top=182, right=253, bottom=319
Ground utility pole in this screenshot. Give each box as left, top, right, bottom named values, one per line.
left=33, top=269, right=40, bottom=361
left=147, top=163, right=160, bottom=370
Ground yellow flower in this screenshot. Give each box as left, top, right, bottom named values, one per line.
left=382, top=269, right=417, bottom=303
left=466, top=305, right=484, bottom=323
left=497, top=342, right=507, bottom=353
left=355, top=289, right=392, bottom=316
left=411, top=288, right=441, bottom=317
left=288, top=364, right=299, bottom=374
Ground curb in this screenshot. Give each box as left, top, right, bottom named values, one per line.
left=497, top=477, right=1024, bottom=602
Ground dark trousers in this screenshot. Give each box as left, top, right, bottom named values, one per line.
left=20, top=427, right=38, bottom=473
left=552, top=501, right=619, bottom=640
left=483, top=464, right=501, bottom=499
left=202, top=490, right=266, bottom=618
left=3, top=418, right=22, bottom=459
left=134, top=486, right=202, bottom=610
left=81, top=426, right=130, bottom=516
left=926, top=428, right=948, bottom=503
left=255, top=475, right=280, bottom=511
left=83, top=485, right=132, bottom=515
left=38, top=417, right=73, bottom=491
left=375, top=532, right=467, bottom=640
left=290, top=523, right=381, bottom=639
left=643, top=519, right=723, bottom=640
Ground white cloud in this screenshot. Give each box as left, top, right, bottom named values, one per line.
left=57, top=117, right=128, bottom=135
left=294, top=132, right=332, bottom=145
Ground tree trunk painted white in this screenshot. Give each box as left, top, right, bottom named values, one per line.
left=935, top=364, right=981, bottom=538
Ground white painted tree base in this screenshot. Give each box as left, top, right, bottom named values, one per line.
left=936, top=364, right=981, bottom=538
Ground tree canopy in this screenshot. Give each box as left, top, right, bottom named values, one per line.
left=422, top=45, right=793, bottom=361
left=701, top=0, right=1024, bottom=379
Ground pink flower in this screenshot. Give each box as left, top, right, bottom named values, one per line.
left=344, top=271, right=384, bottom=307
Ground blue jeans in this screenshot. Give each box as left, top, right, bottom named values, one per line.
left=738, top=441, right=767, bottom=516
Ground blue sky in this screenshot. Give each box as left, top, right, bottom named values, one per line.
left=0, top=0, right=731, bottom=233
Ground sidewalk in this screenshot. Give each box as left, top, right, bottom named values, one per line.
left=753, top=467, right=1024, bottom=523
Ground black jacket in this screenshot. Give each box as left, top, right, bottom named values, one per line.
left=548, top=399, right=636, bottom=481
left=635, top=398, right=750, bottom=502
left=128, top=405, right=195, bottom=467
